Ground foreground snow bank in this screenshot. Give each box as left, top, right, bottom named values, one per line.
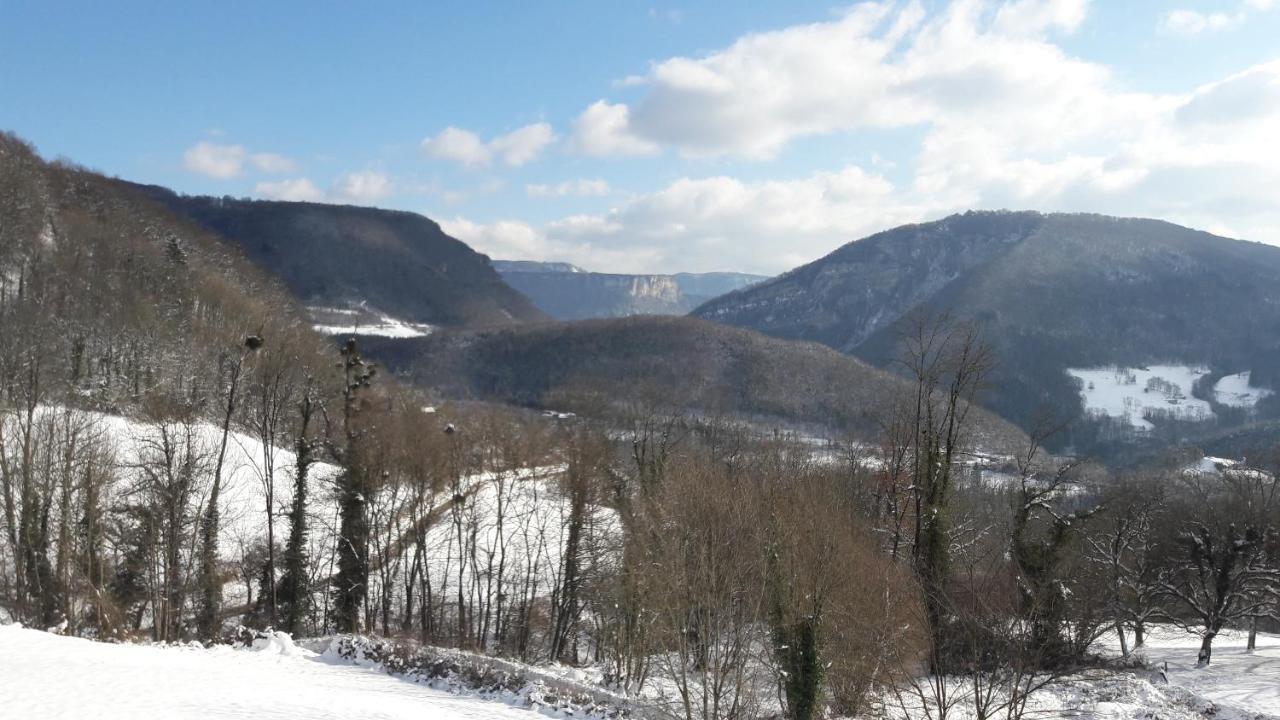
left=0, top=624, right=547, bottom=719
left=313, top=636, right=642, bottom=719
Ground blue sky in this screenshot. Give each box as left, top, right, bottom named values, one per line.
left=3, top=1, right=1279, bottom=274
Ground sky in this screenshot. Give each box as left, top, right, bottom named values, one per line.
left=3, top=0, right=1279, bottom=275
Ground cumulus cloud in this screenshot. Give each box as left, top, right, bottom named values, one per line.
left=254, top=170, right=393, bottom=205
left=253, top=178, right=324, bottom=202
left=331, top=170, right=393, bottom=204
left=183, top=141, right=246, bottom=178
left=526, top=179, right=611, bottom=197
left=569, top=101, right=660, bottom=157
left=248, top=153, right=298, bottom=174
left=487, top=0, right=1275, bottom=273
left=184, top=141, right=298, bottom=178
left=421, top=123, right=556, bottom=167
left=993, top=0, right=1089, bottom=35
left=447, top=165, right=918, bottom=274
left=573, top=0, right=1121, bottom=160
left=448, top=49, right=1280, bottom=274
left=1159, top=0, right=1276, bottom=35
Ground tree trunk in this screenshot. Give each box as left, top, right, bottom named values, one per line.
left=1198, top=633, right=1214, bottom=666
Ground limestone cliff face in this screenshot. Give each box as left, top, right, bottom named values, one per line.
left=492, top=261, right=765, bottom=320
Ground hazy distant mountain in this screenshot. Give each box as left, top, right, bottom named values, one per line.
left=492, top=260, right=766, bottom=319
left=359, top=315, right=1026, bottom=448
left=129, top=186, right=547, bottom=328
left=695, top=211, right=1280, bottom=453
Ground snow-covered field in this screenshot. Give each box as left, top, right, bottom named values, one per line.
left=1069, top=365, right=1213, bottom=430
left=0, top=624, right=546, bottom=720
left=1068, top=365, right=1273, bottom=431
left=1101, top=625, right=1280, bottom=718
left=1215, top=371, right=1274, bottom=408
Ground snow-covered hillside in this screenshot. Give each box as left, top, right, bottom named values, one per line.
left=0, top=624, right=549, bottom=720
left=2, top=406, right=598, bottom=630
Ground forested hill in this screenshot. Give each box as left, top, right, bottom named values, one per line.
left=127, top=185, right=547, bottom=328
left=358, top=315, right=1029, bottom=451
left=695, top=211, right=1280, bottom=450
left=0, top=131, right=337, bottom=415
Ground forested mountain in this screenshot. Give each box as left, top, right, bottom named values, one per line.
left=0, top=132, right=334, bottom=414
left=130, top=185, right=547, bottom=328
left=493, top=260, right=765, bottom=319
left=358, top=315, right=1027, bottom=449
left=695, top=211, right=1280, bottom=451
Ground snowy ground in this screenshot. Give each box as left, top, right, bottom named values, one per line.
left=3, top=621, right=1277, bottom=719
left=1215, top=371, right=1274, bottom=408
left=0, top=624, right=548, bottom=720
left=1068, top=364, right=1214, bottom=430
left=1100, top=624, right=1280, bottom=718
left=308, top=305, right=434, bottom=338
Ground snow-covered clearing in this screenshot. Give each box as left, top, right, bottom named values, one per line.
left=1068, top=365, right=1214, bottom=430
left=2, top=406, right=341, bottom=559
left=1215, top=371, right=1273, bottom=408
left=1099, top=624, right=1280, bottom=718
left=309, top=306, right=434, bottom=338
left=0, top=623, right=548, bottom=720
left=886, top=625, right=1280, bottom=719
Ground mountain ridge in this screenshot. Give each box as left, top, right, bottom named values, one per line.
left=494, top=260, right=766, bottom=319
left=125, top=184, right=547, bottom=328
left=694, top=210, right=1280, bottom=451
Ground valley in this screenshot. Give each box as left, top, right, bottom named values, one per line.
left=4, top=4, right=1280, bottom=717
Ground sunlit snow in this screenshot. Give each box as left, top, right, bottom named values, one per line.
left=0, top=624, right=546, bottom=720
left=1067, top=365, right=1214, bottom=430
left=1213, top=371, right=1273, bottom=408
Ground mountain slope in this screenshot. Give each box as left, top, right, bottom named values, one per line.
left=695, top=211, right=1280, bottom=448
left=130, top=186, right=547, bottom=328
left=493, top=260, right=765, bottom=319
left=359, top=315, right=1026, bottom=448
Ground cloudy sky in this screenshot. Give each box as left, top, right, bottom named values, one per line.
left=4, top=0, right=1279, bottom=274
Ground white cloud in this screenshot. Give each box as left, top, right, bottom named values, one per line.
left=183, top=141, right=245, bottom=179
left=253, top=171, right=393, bottom=205
left=489, top=123, right=556, bottom=166
left=249, top=152, right=298, bottom=174
left=993, top=0, right=1090, bottom=35
left=330, top=170, right=393, bottom=204
left=526, top=179, right=611, bottom=197
left=451, top=42, right=1280, bottom=274
left=184, top=141, right=298, bottom=178
left=449, top=165, right=916, bottom=274
left=421, top=123, right=556, bottom=168
left=253, top=178, right=325, bottom=202
left=1159, top=0, right=1276, bottom=35
left=421, top=127, right=492, bottom=167
left=568, top=101, right=660, bottom=157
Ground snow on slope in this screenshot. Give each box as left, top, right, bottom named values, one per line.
left=0, top=624, right=546, bottom=720
left=309, top=306, right=434, bottom=338
left=1214, top=371, right=1273, bottom=408
left=1067, top=365, right=1214, bottom=430
left=4, top=406, right=606, bottom=621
